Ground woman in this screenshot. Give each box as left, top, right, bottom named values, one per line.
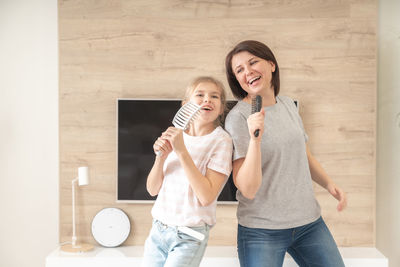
left=224, top=40, right=347, bottom=267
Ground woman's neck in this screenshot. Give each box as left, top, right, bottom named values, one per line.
left=244, top=93, right=276, bottom=107
left=243, top=85, right=276, bottom=107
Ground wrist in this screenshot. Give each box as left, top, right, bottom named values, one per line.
left=326, top=182, right=336, bottom=189
left=155, top=155, right=166, bottom=164
left=249, top=138, right=262, bottom=146
left=176, top=147, right=189, bottom=159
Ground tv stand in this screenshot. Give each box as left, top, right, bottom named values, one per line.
left=46, top=245, right=387, bottom=267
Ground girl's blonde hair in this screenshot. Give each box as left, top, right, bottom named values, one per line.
left=183, top=76, right=227, bottom=126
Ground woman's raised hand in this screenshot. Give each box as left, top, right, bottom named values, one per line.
left=247, top=109, right=265, bottom=140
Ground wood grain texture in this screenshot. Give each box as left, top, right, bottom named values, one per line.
left=59, top=0, right=377, bottom=246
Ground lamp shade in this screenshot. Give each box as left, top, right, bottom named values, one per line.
left=78, top=166, right=89, bottom=186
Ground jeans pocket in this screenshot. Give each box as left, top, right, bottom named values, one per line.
left=177, top=231, right=201, bottom=243
left=177, top=225, right=208, bottom=244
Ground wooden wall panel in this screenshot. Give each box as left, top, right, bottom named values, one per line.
left=59, top=0, right=377, bottom=246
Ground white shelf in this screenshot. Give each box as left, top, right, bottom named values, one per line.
left=46, top=246, right=388, bottom=267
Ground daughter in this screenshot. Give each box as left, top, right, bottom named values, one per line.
left=142, top=76, right=233, bottom=267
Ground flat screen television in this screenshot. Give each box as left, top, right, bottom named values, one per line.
left=117, top=99, right=238, bottom=203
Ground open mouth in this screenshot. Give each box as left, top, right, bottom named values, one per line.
left=248, top=76, right=261, bottom=85
left=201, top=106, right=213, bottom=111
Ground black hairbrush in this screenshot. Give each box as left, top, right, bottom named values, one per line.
left=251, top=95, right=262, bottom=137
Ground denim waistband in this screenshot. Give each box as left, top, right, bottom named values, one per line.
left=153, top=219, right=210, bottom=231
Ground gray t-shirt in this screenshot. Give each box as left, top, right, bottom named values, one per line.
left=225, top=95, right=321, bottom=229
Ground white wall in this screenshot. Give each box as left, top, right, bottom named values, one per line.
left=0, top=1, right=59, bottom=267
left=0, top=0, right=398, bottom=266
left=377, top=0, right=400, bottom=266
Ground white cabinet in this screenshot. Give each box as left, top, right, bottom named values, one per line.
left=46, top=246, right=388, bottom=267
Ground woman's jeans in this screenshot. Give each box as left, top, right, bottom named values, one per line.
left=237, top=216, right=345, bottom=267
left=142, top=220, right=210, bottom=267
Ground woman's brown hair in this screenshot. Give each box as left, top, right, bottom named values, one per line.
left=225, top=40, right=280, bottom=99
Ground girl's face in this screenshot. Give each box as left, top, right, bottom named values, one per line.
left=231, top=51, right=275, bottom=96
left=189, top=82, right=223, bottom=125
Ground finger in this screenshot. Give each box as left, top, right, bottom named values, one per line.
left=339, top=191, right=347, bottom=210
left=168, top=126, right=180, bottom=133
left=154, top=142, right=165, bottom=154
left=161, top=131, right=171, bottom=138
left=163, top=127, right=177, bottom=136
left=337, top=203, right=343, bottom=212
left=337, top=200, right=346, bottom=211
left=336, top=190, right=347, bottom=211
left=328, top=186, right=338, bottom=198
left=155, top=138, right=169, bottom=151
left=169, top=127, right=183, bottom=136
left=256, top=110, right=265, bottom=117
left=155, top=137, right=166, bottom=145
left=164, top=139, right=172, bottom=151
left=163, top=126, right=178, bottom=135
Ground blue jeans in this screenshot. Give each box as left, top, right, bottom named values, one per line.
left=237, top=217, right=345, bottom=267
left=142, top=220, right=210, bottom=267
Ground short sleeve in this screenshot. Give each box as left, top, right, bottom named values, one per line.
left=207, top=134, right=233, bottom=177
left=225, top=107, right=250, bottom=161
left=281, top=96, right=309, bottom=142
left=293, top=102, right=308, bottom=142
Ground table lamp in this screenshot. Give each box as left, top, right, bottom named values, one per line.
left=61, top=166, right=94, bottom=252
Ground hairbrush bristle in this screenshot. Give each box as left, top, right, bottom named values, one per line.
left=172, top=102, right=202, bottom=130
left=251, top=95, right=262, bottom=137
left=251, top=95, right=262, bottom=114
left=251, top=97, right=257, bottom=113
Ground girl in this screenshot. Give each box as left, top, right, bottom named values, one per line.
left=224, top=40, right=347, bottom=267
left=142, top=76, right=233, bottom=267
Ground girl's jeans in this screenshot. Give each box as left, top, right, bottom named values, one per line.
left=142, top=220, right=210, bottom=267
left=237, top=216, right=345, bottom=267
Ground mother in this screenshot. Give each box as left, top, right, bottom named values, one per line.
left=224, top=40, right=347, bottom=267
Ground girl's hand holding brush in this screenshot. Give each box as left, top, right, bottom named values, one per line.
left=153, top=134, right=172, bottom=159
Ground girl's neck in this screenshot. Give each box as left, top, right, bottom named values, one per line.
left=185, top=121, right=216, bottom=136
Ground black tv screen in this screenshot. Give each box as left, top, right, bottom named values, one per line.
left=117, top=99, right=237, bottom=203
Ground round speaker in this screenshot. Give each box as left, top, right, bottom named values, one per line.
left=91, top=208, right=131, bottom=247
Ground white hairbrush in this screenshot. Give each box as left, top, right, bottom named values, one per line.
left=172, top=102, right=202, bottom=130
left=155, top=102, right=201, bottom=156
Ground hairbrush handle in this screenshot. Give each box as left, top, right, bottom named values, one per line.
left=251, top=95, right=262, bottom=137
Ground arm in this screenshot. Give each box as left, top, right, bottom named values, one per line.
left=146, top=156, right=166, bottom=196
left=231, top=109, right=265, bottom=199
left=163, top=127, right=228, bottom=206
left=177, top=150, right=228, bottom=206
left=306, top=145, right=347, bottom=211
left=146, top=132, right=173, bottom=196
left=232, top=139, right=262, bottom=199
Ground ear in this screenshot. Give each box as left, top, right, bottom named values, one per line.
left=270, top=61, right=276, bottom=72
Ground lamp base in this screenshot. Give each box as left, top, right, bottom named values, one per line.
left=61, top=243, right=94, bottom=253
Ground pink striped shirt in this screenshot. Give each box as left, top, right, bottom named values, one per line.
left=151, top=126, right=233, bottom=227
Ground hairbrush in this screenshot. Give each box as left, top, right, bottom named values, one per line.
left=155, top=102, right=202, bottom=156
left=251, top=95, right=262, bottom=137
left=172, top=102, right=202, bottom=130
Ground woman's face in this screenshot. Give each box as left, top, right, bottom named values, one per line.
left=231, top=51, right=275, bottom=96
